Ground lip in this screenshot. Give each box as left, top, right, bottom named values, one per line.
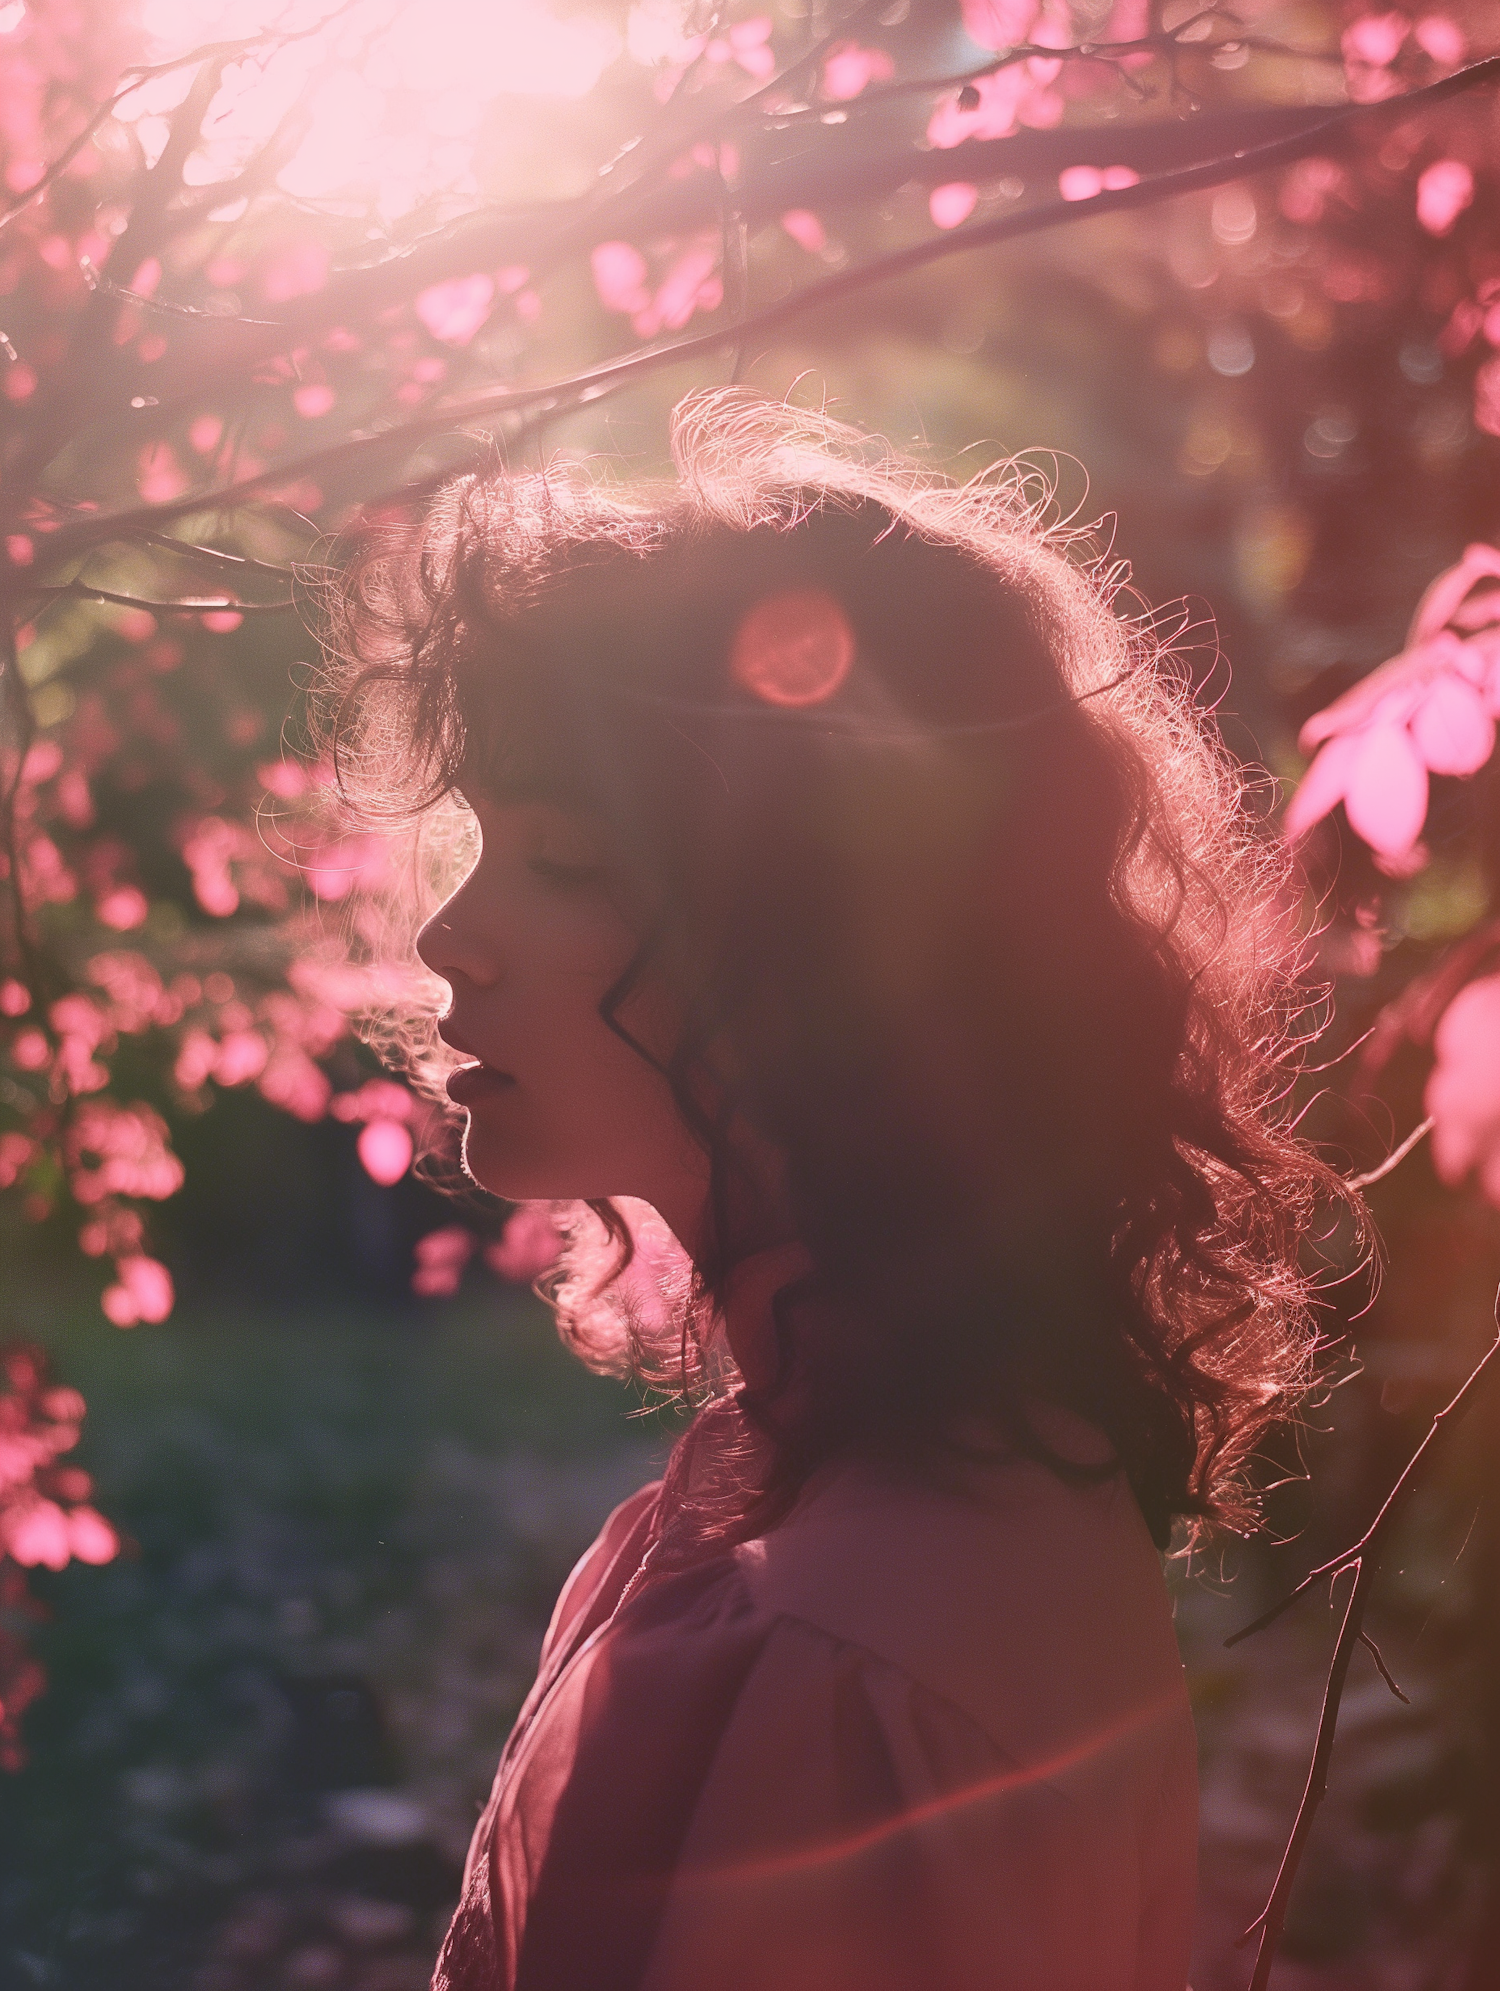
left=446, top=1061, right=517, bottom=1107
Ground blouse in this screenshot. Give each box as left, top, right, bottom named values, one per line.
left=431, top=1427, right=1198, bottom=1991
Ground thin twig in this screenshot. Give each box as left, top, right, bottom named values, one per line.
left=1238, top=1558, right=1374, bottom=1988
left=1227, top=1325, right=1500, bottom=1649
left=1225, top=1319, right=1500, bottom=1988
left=25, top=583, right=292, bottom=615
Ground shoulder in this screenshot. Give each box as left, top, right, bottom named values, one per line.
left=735, top=1442, right=1190, bottom=1765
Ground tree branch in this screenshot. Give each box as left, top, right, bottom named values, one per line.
left=34, top=53, right=1500, bottom=569
left=1225, top=1320, right=1500, bottom=1988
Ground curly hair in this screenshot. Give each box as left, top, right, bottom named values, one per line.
left=318, top=390, right=1360, bottom=1550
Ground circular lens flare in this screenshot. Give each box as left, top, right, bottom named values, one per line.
left=729, top=589, right=855, bottom=708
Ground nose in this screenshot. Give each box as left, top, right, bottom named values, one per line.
left=416, top=876, right=501, bottom=990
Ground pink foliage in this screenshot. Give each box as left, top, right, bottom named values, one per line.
left=821, top=41, right=894, bottom=101
left=415, top=273, right=494, bottom=345
left=1285, top=544, right=1500, bottom=865
left=257, top=1046, right=333, bottom=1123
left=101, top=1253, right=174, bottom=1327
left=412, top=1223, right=475, bottom=1297
left=929, top=182, right=978, bottom=229
left=1416, top=159, right=1474, bottom=237
left=1341, top=11, right=1408, bottom=65
left=592, top=240, right=650, bottom=315
left=927, top=48, right=1062, bottom=147
left=1414, top=15, right=1465, bottom=63
left=65, top=1099, right=183, bottom=1206
left=292, top=382, right=335, bottom=418
left=357, top=1117, right=413, bottom=1186
left=485, top=1203, right=564, bottom=1283
left=1427, top=975, right=1500, bottom=1202
left=1058, top=164, right=1140, bottom=201
left=780, top=209, right=827, bottom=254
left=136, top=442, right=188, bottom=503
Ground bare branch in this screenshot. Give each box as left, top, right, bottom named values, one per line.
left=1227, top=1324, right=1500, bottom=1650
left=1238, top=1558, right=1375, bottom=1989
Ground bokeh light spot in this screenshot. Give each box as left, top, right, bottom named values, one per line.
left=729, top=589, right=855, bottom=708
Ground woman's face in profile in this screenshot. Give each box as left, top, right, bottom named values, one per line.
left=416, top=793, right=709, bottom=1235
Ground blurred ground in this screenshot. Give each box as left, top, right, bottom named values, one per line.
left=0, top=1282, right=1489, bottom=1991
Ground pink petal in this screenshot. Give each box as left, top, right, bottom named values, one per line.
left=6, top=1500, right=72, bottom=1569
left=1416, top=159, right=1473, bottom=237
left=929, top=181, right=978, bottom=229
left=781, top=209, right=827, bottom=253
left=1283, top=731, right=1360, bottom=840
left=1410, top=673, right=1495, bottom=774
left=1408, top=543, right=1500, bottom=645
left=357, top=1117, right=413, bottom=1187
left=960, top=0, right=1039, bottom=50
left=415, top=274, right=494, bottom=346
left=1414, top=15, right=1465, bottom=63
left=68, top=1506, right=119, bottom=1564
left=119, top=1254, right=174, bottom=1323
left=1342, top=11, right=1408, bottom=64
left=1343, top=723, right=1429, bottom=858
left=591, top=240, right=650, bottom=315
left=1059, top=166, right=1104, bottom=202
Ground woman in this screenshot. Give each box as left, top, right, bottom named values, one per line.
left=323, top=392, right=1349, bottom=1990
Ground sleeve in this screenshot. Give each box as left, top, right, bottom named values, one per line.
left=637, top=1616, right=1196, bottom=1991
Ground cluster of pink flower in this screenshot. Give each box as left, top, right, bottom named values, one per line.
left=1341, top=10, right=1466, bottom=104
left=1286, top=542, right=1500, bottom=867
left=411, top=1204, right=565, bottom=1300
left=1286, top=542, right=1500, bottom=1208
left=0, top=1344, right=118, bottom=1764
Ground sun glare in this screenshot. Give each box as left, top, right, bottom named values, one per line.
left=126, top=0, right=622, bottom=219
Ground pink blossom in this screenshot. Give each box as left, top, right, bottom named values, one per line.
left=1059, top=164, right=1140, bottom=201
left=1414, top=15, right=1465, bottom=63
left=331, top=1078, right=414, bottom=1123
left=821, top=40, right=893, bottom=100
left=214, top=1030, right=269, bottom=1086
left=1416, top=159, right=1473, bottom=237
left=780, top=210, right=827, bottom=254
left=257, top=1047, right=332, bottom=1123
left=4, top=1499, right=72, bottom=1569
left=1427, top=975, right=1500, bottom=1203
left=96, top=884, right=148, bottom=930
left=412, top=1223, right=475, bottom=1297
left=67, top=1506, right=118, bottom=1564
left=257, top=757, right=308, bottom=800
left=188, top=413, right=222, bottom=455
left=66, top=1100, right=183, bottom=1204
left=592, top=241, right=651, bottom=316
left=1285, top=545, right=1500, bottom=864
left=201, top=609, right=242, bottom=633
left=292, top=382, right=335, bottom=418
left=102, top=1254, right=174, bottom=1326
left=485, top=1204, right=564, bottom=1283
left=137, top=443, right=188, bottom=504
left=357, top=1117, right=413, bottom=1186
left=930, top=182, right=978, bottom=229
left=179, top=815, right=241, bottom=916
left=0, top=1131, right=32, bottom=1188
left=10, top=1027, right=49, bottom=1071
left=0, top=979, right=31, bottom=1017
left=1341, top=11, right=1408, bottom=65
left=415, top=273, right=494, bottom=345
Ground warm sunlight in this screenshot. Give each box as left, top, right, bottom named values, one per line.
left=124, top=0, right=622, bottom=218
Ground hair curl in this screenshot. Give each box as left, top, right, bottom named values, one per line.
left=317, top=390, right=1360, bottom=1550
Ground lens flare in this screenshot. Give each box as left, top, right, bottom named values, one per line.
left=729, top=589, right=855, bottom=708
